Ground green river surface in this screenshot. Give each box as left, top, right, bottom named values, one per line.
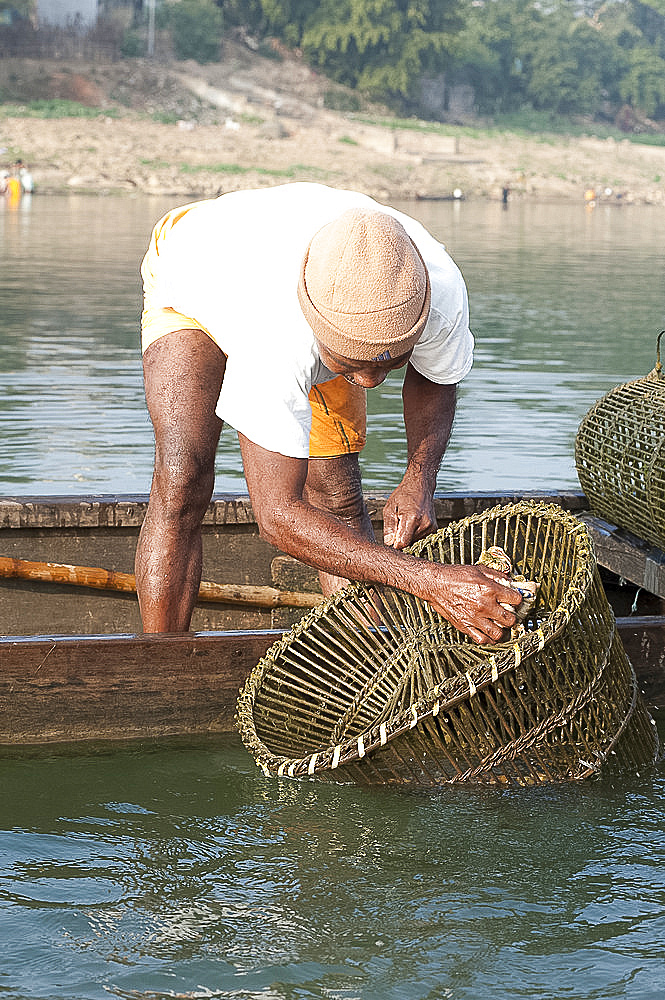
left=0, top=191, right=664, bottom=999
left=0, top=192, right=663, bottom=494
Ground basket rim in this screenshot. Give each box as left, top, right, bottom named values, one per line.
left=236, top=501, right=599, bottom=777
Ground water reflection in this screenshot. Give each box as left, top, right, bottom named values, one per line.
left=1, top=194, right=663, bottom=495
left=1, top=730, right=664, bottom=999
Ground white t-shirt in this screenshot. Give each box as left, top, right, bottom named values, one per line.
left=145, top=182, right=473, bottom=457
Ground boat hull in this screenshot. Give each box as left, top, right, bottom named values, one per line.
left=0, top=492, right=663, bottom=748
left=0, top=491, right=590, bottom=635
left=0, top=619, right=662, bottom=748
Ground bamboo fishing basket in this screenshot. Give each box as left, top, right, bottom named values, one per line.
left=575, top=331, right=665, bottom=551
left=236, top=502, right=659, bottom=787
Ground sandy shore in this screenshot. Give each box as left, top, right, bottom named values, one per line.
left=2, top=55, right=665, bottom=204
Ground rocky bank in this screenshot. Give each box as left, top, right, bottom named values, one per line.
left=2, top=46, right=665, bottom=205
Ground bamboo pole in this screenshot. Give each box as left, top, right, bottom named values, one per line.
left=0, top=556, right=322, bottom=609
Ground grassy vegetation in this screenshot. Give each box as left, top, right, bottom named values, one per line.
left=3, top=97, right=664, bottom=152
left=238, top=113, right=265, bottom=126
left=178, top=162, right=334, bottom=179
left=629, top=134, right=665, bottom=147
left=140, top=159, right=171, bottom=169
left=351, top=109, right=665, bottom=148
left=0, top=100, right=120, bottom=119
left=149, top=111, right=181, bottom=125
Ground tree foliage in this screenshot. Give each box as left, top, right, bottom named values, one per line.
left=527, top=14, right=617, bottom=114
left=259, top=0, right=463, bottom=100
left=620, top=45, right=665, bottom=115
left=627, top=0, right=665, bottom=52
left=161, top=0, right=224, bottom=62
left=260, top=0, right=313, bottom=46
left=0, top=0, right=34, bottom=17
left=450, top=0, right=665, bottom=121
left=158, top=0, right=665, bottom=121
left=451, top=0, right=536, bottom=113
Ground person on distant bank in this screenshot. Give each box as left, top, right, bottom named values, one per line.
left=19, top=165, right=34, bottom=194
left=136, top=182, right=522, bottom=642
left=4, top=170, right=21, bottom=205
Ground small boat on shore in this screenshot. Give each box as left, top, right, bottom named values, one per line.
left=0, top=491, right=663, bottom=749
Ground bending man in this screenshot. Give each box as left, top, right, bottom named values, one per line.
left=136, top=182, right=521, bottom=643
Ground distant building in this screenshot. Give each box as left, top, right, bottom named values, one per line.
left=36, top=0, right=99, bottom=27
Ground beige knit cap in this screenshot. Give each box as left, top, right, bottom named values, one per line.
left=297, top=208, right=431, bottom=362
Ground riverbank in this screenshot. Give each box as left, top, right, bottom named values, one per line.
left=2, top=52, right=665, bottom=204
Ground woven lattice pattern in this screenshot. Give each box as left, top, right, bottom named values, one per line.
left=575, top=333, right=665, bottom=550
left=236, top=502, right=659, bottom=787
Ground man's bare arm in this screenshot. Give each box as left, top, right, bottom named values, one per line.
left=383, top=366, right=456, bottom=549
left=238, top=432, right=520, bottom=645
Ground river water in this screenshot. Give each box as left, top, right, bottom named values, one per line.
left=1, top=192, right=665, bottom=999
left=1, top=192, right=663, bottom=494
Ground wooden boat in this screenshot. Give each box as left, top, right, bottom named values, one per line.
left=0, top=491, right=663, bottom=748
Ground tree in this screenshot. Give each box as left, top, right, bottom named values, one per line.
left=451, top=0, right=540, bottom=113
left=220, top=0, right=264, bottom=34
left=0, top=0, right=34, bottom=18
left=261, top=0, right=314, bottom=46
left=300, top=0, right=464, bottom=102
left=527, top=12, right=615, bottom=115
left=596, top=1, right=665, bottom=117
left=619, top=44, right=665, bottom=115
left=160, top=0, right=224, bottom=61
left=626, top=0, right=665, bottom=54
left=450, top=0, right=662, bottom=120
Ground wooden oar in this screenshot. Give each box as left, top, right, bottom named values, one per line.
left=0, top=556, right=323, bottom=609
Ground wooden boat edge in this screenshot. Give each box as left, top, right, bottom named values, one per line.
left=1, top=490, right=663, bottom=748
left=0, top=618, right=662, bottom=749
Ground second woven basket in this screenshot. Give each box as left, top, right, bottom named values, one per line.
left=236, top=502, right=659, bottom=787
left=575, top=331, right=665, bottom=550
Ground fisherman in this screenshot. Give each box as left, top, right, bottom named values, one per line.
left=136, top=182, right=522, bottom=643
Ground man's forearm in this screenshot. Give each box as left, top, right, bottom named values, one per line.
left=264, top=494, right=431, bottom=593
left=260, top=495, right=522, bottom=645
left=401, top=366, right=457, bottom=486
left=381, top=369, right=457, bottom=548
left=238, top=430, right=522, bottom=643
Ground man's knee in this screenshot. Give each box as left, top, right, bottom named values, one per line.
left=150, top=444, right=216, bottom=527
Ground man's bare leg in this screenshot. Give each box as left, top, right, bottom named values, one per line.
left=135, top=330, right=226, bottom=632
left=304, top=453, right=375, bottom=597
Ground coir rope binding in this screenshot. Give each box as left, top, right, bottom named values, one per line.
left=236, top=502, right=659, bottom=787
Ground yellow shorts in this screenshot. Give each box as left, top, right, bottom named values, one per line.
left=308, top=377, right=366, bottom=458
left=140, top=208, right=366, bottom=459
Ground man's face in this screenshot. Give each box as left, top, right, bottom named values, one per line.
left=316, top=341, right=412, bottom=388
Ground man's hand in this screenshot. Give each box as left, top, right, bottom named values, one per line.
left=383, top=477, right=437, bottom=549
left=419, top=562, right=524, bottom=645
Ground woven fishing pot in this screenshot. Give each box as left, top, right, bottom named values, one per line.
left=236, top=502, right=659, bottom=787
left=575, top=332, right=665, bottom=550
